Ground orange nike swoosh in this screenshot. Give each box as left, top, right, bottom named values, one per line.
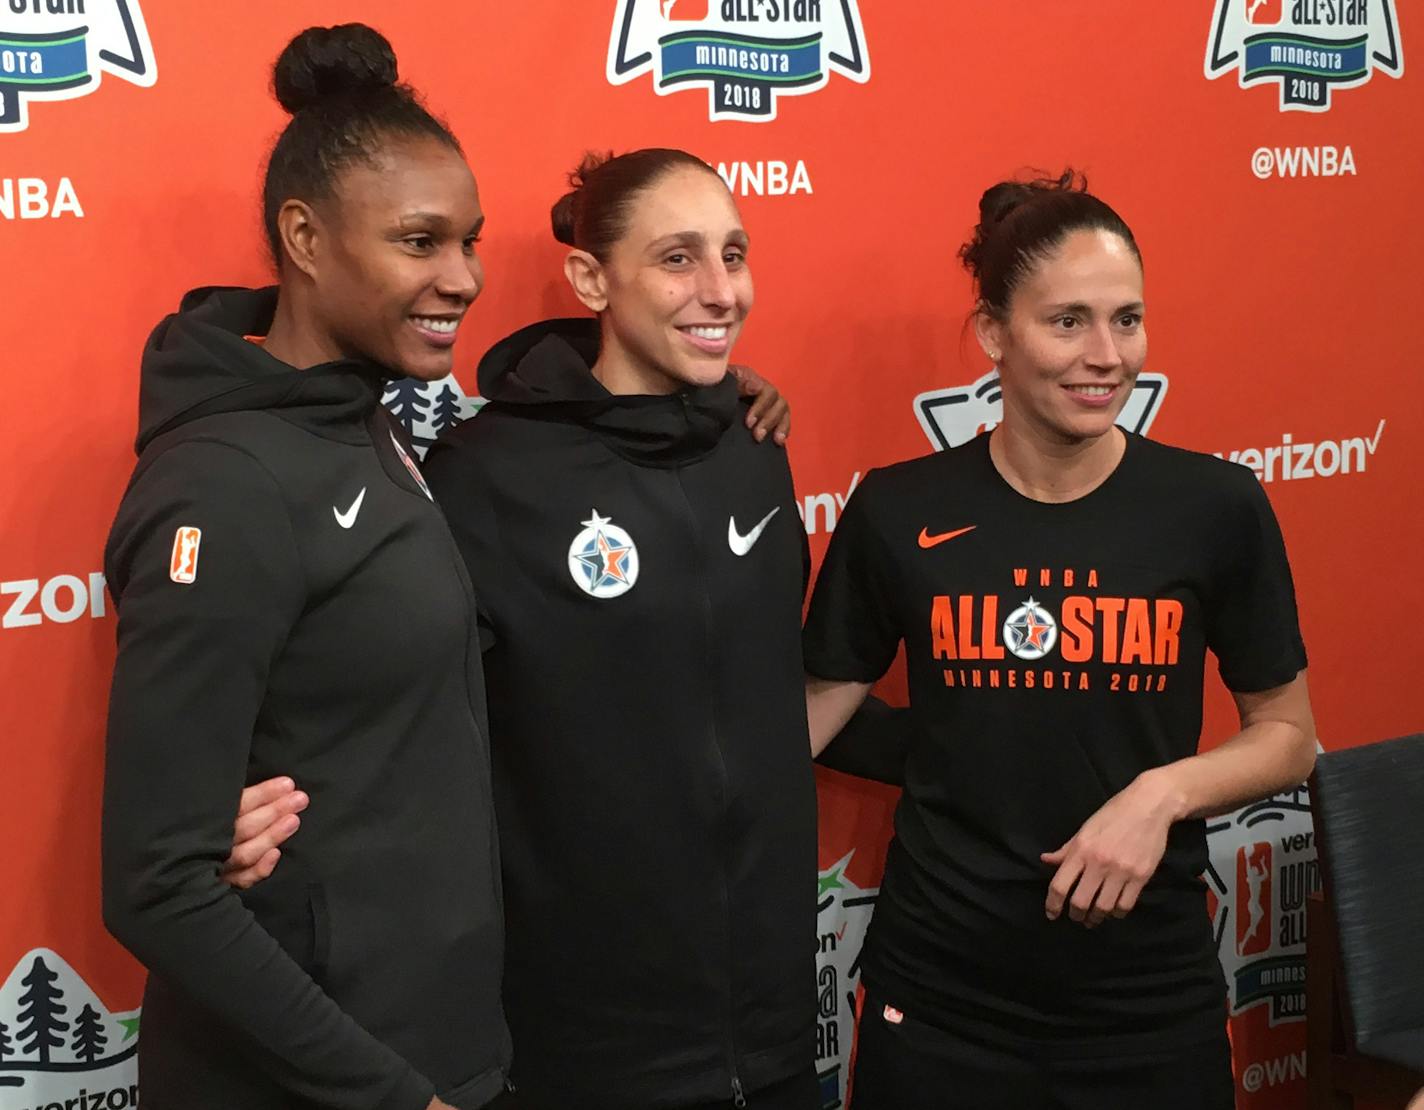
left=918, top=525, right=977, bottom=549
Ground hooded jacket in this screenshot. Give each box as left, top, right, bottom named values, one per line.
left=101, top=287, right=510, bottom=1110
left=422, top=320, right=817, bottom=1108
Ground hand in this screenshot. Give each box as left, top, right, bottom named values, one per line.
left=220, top=776, right=308, bottom=890
left=426, top=1099, right=457, bottom=1110
left=728, top=363, right=790, bottom=445
left=1041, top=770, right=1184, bottom=927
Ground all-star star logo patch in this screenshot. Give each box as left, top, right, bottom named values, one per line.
left=568, top=510, right=640, bottom=599
left=913, top=370, right=1170, bottom=453
left=1205, top=0, right=1403, bottom=111
left=607, top=0, right=869, bottom=122
left=0, top=0, right=156, bottom=133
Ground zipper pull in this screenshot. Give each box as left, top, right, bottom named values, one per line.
left=732, top=1076, right=747, bottom=1108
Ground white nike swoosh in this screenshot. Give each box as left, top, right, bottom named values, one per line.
left=728, top=507, right=781, bottom=557
left=333, top=487, right=367, bottom=529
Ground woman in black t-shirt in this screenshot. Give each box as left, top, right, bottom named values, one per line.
left=803, top=173, right=1316, bottom=1110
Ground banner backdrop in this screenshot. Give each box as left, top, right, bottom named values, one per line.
left=1, top=3, right=1419, bottom=1108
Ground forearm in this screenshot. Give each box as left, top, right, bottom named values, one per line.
left=1143, top=716, right=1316, bottom=823
left=805, top=676, right=873, bottom=757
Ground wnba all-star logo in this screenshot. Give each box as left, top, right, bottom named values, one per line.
left=913, top=370, right=1170, bottom=453
left=0, top=1, right=155, bottom=133
left=1002, top=597, right=1058, bottom=662
left=1205, top=0, right=1404, bottom=111
left=607, top=0, right=869, bottom=122
left=568, top=510, right=640, bottom=599
left=0, top=948, right=140, bottom=1106
left=1205, top=786, right=1319, bottom=1026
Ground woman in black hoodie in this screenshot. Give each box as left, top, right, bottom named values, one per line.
left=101, top=25, right=507, bottom=1110
left=418, top=151, right=821, bottom=1110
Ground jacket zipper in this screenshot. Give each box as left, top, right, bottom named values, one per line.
left=672, top=413, right=745, bottom=1106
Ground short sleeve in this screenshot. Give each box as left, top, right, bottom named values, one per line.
left=802, top=471, right=902, bottom=682
left=1204, top=473, right=1308, bottom=692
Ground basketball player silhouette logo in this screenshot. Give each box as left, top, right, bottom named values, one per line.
left=1245, top=0, right=1281, bottom=25
left=662, top=0, right=709, bottom=19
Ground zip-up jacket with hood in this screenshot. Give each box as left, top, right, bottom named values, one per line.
left=422, top=320, right=818, bottom=1109
left=101, top=287, right=510, bottom=1110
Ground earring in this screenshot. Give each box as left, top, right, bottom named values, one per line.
left=988, top=351, right=1000, bottom=363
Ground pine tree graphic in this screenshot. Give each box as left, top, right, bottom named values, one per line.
left=384, top=378, right=431, bottom=435
left=16, top=956, right=68, bottom=1065
left=429, top=383, right=464, bottom=437
left=0, top=1015, right=13, bottom=1060
left=71, top=1003, right=108, bottom=1064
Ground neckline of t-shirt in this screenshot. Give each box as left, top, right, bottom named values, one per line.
left=978, top=427, right=1138, bottom=509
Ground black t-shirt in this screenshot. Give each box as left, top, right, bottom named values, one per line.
left=803, top=431, right=1307, bottom=1052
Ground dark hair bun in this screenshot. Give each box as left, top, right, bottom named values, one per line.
left=550, top=150, right=611, bottom=247
left=273, top=23, right=398, bottom=115
left=976, top=170, right=1080, bottom=232
left=960, top=170, right=1083, bottom=287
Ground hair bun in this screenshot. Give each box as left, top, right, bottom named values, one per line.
left=976, top=170, right=1081, bottom=230
left=272, top=23, right=398, bottom=115
left=549, top=150, right=612, bottom=247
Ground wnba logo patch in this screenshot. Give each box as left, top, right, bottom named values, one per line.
left=1205, top=0, right=1403, bottom=111
left=0, top=1, right=155, bottom=133
left=607, top=0, right=869, bottom=121
left=169, top=527, right=200, bottom=585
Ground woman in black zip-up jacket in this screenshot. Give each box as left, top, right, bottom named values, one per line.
left=100, top=27, right=510, bottom=1110
left=418, top=151, right=821, bottom=1110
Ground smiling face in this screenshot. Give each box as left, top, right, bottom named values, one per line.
left=309, top=137, right=485, bottom=381
left=568, top=165, right=752, bottom=395
left=978, top=228, right=1147, bottom=445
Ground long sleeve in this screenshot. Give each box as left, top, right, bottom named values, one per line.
left=101, top=439, right=435, bottom=1110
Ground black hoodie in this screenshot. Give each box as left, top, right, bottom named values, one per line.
left=422, top=320, right=818, bottom=1108
left=101, top=287, right=510, bottom=1110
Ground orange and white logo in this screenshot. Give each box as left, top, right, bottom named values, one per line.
left=169, top=527, right=201, bottom=584
left=1245, top=0, right=1282, bottom=25
left=882, top=1005, right=904, bottom=1025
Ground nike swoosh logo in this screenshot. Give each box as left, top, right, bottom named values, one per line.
left=333, top=488, right=367, bottom=529
left=917, top=525, right=976, bottom=549
left=728, top=507, right=781, bottom=556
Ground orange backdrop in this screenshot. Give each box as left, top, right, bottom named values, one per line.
left=1, top=3, right=1418, bottom=1107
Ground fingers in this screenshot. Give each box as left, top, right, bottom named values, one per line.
left=238, top=776, right=297, bottom=818
left=1045, top=853, right=1084, bottom=920
left=221, top=847, right=281, bottom=891
left=769, top=398, right=791, bottom=445
left=1086, top=874, right=1127, bottom=928
left=233, top=789, right=308, bottom=845
left=745, top=390, right=784, bottom=444
left=1114, top=879, right=1145, bottom=919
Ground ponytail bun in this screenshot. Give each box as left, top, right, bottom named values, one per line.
left=960, top=170, right=1082, bottom=292
left=272, top=23, right=398, bottom=115
left=550, top=151, right=611, bottom=247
